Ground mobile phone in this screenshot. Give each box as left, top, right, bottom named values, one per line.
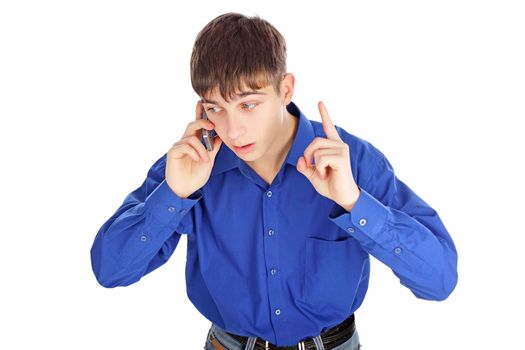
left=201, top=108, right=217, bottom=151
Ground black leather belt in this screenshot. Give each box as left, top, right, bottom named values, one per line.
left=225, top=313, right=355, bottom=350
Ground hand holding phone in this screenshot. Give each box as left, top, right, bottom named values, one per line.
left=164, top=101, right=222, bottom=198
left=201, top=108, right=217, bottom=151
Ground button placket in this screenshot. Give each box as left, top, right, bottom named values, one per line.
left=264, top=189, right=286, bottom=328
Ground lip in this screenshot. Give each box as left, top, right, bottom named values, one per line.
left=233, top=143, right=255, bottom=153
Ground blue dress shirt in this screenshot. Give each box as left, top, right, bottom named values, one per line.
left=90, top=100, right=458, bottom=346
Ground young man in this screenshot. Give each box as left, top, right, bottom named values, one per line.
left=90, top=12, right=458, bottom=350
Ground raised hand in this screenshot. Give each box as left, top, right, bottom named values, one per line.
left=296, top=101, right=361, bottom=211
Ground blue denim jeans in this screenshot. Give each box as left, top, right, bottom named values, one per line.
left=204, top=323, right=361, bottom=350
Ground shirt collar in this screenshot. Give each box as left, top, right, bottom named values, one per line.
left=210, top=100, right=316, bottom=177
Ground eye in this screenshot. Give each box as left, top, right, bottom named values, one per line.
left=205, top=103, right=257, bottom=114
left=206, top=107, right=222, bottom=114
left=242, top=103, right=257, bottom=110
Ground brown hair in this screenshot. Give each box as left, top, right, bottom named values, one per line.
left=190, top=12, right=287, bottom=103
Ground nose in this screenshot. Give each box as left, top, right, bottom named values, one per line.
left=227, top=113, right=247, bottom=141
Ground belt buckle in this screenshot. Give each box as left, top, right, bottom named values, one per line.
left=265, top=339, right=306, bottom=350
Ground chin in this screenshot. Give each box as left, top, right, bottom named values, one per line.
left=238, top=151, right=257, bottom=159
left=238, top=149, right=259, bottom=161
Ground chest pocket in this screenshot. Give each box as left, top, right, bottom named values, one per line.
left=303, top=236, right=367, bottom=317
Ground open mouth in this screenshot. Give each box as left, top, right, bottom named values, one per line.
left=233, top=143, right=255, bottom=153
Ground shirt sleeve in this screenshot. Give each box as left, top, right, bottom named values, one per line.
left=328, top=149, right=458, bottom=301
left=90, top=152, right=203, bottom=288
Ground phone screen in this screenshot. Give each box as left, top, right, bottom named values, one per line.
left=201, top=109, right=216, bottom=151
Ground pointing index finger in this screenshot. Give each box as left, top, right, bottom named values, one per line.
left=318, top=101, right=341, bottom=141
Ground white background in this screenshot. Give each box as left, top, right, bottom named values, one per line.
left=1, top=1, right=524, bottom=349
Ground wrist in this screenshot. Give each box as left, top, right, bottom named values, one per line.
left=341, top=187, right=361, bottom=212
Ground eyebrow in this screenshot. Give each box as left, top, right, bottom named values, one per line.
left=200, top=91, right=267, bottom=105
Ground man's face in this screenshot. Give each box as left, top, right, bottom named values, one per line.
left=200, top=78, right=291, bottom=163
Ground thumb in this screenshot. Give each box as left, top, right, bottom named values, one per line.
left=297, top=156, right=322, bottom=184
left=297, top=156, right=313, bottom=178
left=208, top=136, right=223, bottom=160
left=297, top=156, right=305, bottom=174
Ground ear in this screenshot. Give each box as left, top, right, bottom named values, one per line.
left=281, top=73, right=295, bottom=105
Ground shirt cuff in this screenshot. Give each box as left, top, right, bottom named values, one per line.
left=145, top=179, right=202, bottom=227
left=328, top=186, right=389, bottom=240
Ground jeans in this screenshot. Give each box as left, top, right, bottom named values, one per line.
left=204, top=323, right=361, bottom=350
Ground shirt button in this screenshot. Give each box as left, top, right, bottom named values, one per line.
left=266, top=190, right=273, bottom=198
left=347, top=227, right=355, bottom=233
left=268, top=229, right=274, bottom=236
left=179, top=209, right=186, bottom=215
left=359, top=218, right=367, bottom=226
left=168, top=206, right=175, bottom=212
left=270, top=268, right=277, bottom=275
left=140, top=234, right=148, bottom=242
left=275, top=309, right=281, bottom=315
left=394, top=247, right=402, bottom=254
